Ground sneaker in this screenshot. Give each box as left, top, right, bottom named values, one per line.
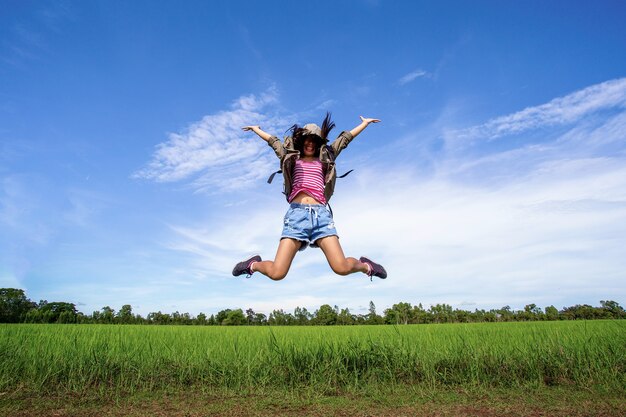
left=359, top=256, right=387, bottom=280
left=232, top=255, right=261, bottom=278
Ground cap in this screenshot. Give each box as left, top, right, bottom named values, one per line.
left=302, top=123, right=322, bottom=138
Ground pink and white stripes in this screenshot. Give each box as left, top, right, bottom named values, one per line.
left=288, top=159, right=326, bottom=204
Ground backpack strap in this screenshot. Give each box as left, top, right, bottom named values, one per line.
left=337, top=169, right=353, bottom=178
left=267, top=169, right=282, bottom=184
left=325, top=145, right=354, bottom=178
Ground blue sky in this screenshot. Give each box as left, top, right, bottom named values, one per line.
left=1, top=0, right=625, bottom=317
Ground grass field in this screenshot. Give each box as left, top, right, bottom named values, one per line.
left=1, top=320, right=624, bottom=416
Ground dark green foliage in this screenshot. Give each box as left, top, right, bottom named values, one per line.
left=223, top=309, right=246, bottom=326
left=215, top=309, right=232, bottom=325
left=1, top=288, right=624, bottom=326
left=0, top=288, right=36, bottom=323
left=25, top=301, right=78, bottom=323
left=314, top=304, right=337, bottom=325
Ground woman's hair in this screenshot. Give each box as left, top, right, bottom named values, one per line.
left=288, top=112, right=335, bottom=157
left=319, top=112, right=336, bottom=140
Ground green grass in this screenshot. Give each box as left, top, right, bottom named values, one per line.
left=1, top=321, right=624, bottom=395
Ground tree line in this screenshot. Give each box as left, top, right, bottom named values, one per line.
left=1, top=288, right=624, bottom=326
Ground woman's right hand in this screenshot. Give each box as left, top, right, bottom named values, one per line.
left=242, top=125, right=272, bottom=142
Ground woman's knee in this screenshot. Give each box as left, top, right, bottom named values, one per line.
left=330, top=261, right=352, bottom=276
left=268, top=266, right=288, bottom=281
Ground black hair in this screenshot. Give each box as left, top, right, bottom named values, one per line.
left=320, top=112, right=336, bottom=140
left=287, top=112, right=335, bottom=157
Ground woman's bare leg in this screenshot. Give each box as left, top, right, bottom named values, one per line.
left=316, top=236, right=369, bottom=276
left=252, top=238, right=302, bottom=281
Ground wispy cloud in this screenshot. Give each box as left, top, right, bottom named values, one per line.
left=398, top=69, right=428, bottom=85
left=448, top=77, right=626, bottom=143
left=134, top=87, right=289, bottom=193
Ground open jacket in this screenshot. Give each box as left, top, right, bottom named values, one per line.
left=267, top=131, right=354, bottom=203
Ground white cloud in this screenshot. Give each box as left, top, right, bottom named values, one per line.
left=166, top=215, right=279, bottom=277
left=133, top=87, right=287, bottom=193
left=398, top=69, right=428, bottom=85
left=448, top=77, right=626, bottom=143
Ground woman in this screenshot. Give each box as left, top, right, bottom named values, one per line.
left=232, top=113, right=387, bottom=281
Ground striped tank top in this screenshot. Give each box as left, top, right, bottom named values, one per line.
left=288, top=159, right=326, bottom=204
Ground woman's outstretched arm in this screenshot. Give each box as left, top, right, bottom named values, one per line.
left=242, top=125, right=273, bottom=142
left=330, top=116, right=381, bottom=158
left=243, top=125, right=285, bottom=159
left=349, top=116, right=381, bottom=138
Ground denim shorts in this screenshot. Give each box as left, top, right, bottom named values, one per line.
left=281, top=203, right=338, bottom=251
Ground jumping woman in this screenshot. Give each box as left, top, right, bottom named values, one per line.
left=232, top=113, right=387, bottom=281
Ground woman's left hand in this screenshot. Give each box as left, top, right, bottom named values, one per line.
left=360, top=116, right=381, bottom=124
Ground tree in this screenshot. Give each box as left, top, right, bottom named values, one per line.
left=560, top=304, right=598, bottom=320
left=181, top=312, right=193, bottom=325
left=0, top=288, right=36, bottom=323
left=385, top=302, right=413, bottom=324
left=545, top=305, right=559, bottom=321
left=497, top=306, right=513, bottom=322
left=147, top=311, right=171, bottom=325
left=367, top=301, right=382, bottom=324
left=223, top=309, right=246, bottom=326
left=600, top=300, right=625, bottom=319
left=76, top=312, right=90, bottom=324
left=429, top=303, right=453, bottom=324
left=39, top=302, right=78, bottom=323
left=101, top=306, right=115, bottom=324
left=215, top=309, right=232, bottom=325
left=314, top=304, right=337, bottom=325
left=246, top=308, right=256, bottom=325
left=254, top=312, right=267, bottom=325
left=519, top=303, right=543, bottom=321
left=117, top=304, right=134, bottom=324
left=411, top=303, right=429, bottom=324
left=268, top=309, right=293, bottom=325
left=171, top=311, right=192, bottom=325
left=454, top=309, right=470, bottom=323
left=90, top=310, right=101, bottom=322
left=471, top=309, right=485, bottom=323
left=337, top=308, right=354, bottom=325
left=196, top=312, right=207, bottom=325
left=25, top=308, right=44, bottom=323
left=294, top=306, right=311, bottom=325
left=483, top=309, right=498, bottom=323
left=58, top=310, right=76, bottom=324
left=242, top=308, right=268, bottom=325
